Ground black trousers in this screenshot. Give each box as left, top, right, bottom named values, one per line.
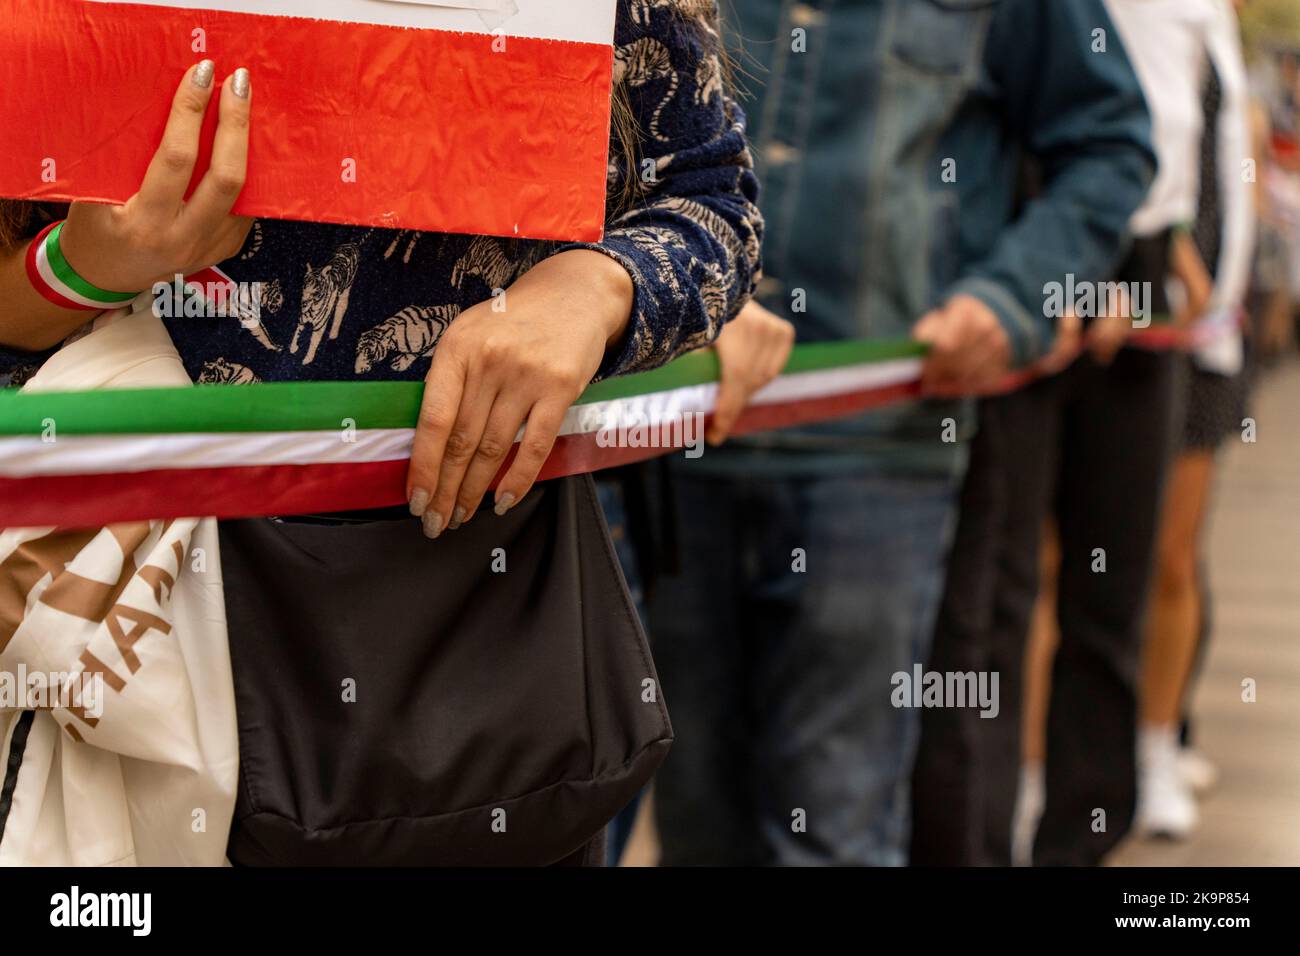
left=911, top=347, right=1183, bottom=866
left=910, top=379, right=1059, bottom=866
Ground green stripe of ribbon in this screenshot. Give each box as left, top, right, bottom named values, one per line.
left=44, top=223, right=140, bottom=305
left=0, top=338, right=926, bottom=436
left=0, top=320, right=1183, bottom=438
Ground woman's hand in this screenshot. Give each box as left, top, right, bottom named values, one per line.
left=406, top=249, right=634, bottom=537
left=706, top=300, right=796, bottom=445
left=0, top=61, right=253, bottom=351
left=60, top=61, right=254, bottom=295
left=1079, top=284, right=1132, bottom=367
left=1169, top=230, right=1214, bottom=329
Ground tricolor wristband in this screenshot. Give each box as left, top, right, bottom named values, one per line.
left=24, top=221, right=142, bottom=312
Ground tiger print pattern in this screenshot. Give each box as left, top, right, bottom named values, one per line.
left=290, top=242, right=361, bottom=366
left=657, top=196, right=761, bottom=272
left=383, top=230, right=424, bottom=264
left=631, top=0, right=717, bottom=28
left=259, top=278, right=284, bottom=315
left=354, top=305, right=461, bottom=374
left=695, top=54, right=722, bottom=106
left=450, top=236, right=519, bottom=292
left=239, top=221, right=263, bottom=260
left=198, top=358, right=260, bottom=385
left=616, top=37, right=679, bottom=142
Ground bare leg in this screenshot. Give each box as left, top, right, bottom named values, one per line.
left=618, top=788, right=661, bottom=867
left=1011, top=521, right=1059, bottom=865
left=1135, top=450, right=1215, bottom=837
left=1142, top=451, right=1215, bottom=726
left=1022, top=521, right=1061, bottom=766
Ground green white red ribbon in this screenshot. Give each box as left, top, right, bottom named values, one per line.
left=0, top=339, right=924, bottom=529
left=25, top=222, right=142, bottom=312
left=0, top=320, right=1230, bottom=530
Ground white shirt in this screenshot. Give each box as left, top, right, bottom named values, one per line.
left=1196, top=0, right=1255, bottom=373
left=1105, top=0, right=1216, bottom=237
left=1107, top=0, right=1254, bottom=373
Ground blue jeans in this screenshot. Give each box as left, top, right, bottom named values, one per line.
left=649, top=467, right=960, bottom=866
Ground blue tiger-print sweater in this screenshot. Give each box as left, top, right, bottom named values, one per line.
left=0, top=0, right=762, bottom=388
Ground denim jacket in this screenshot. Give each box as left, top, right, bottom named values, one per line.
left=716, top=0, right=1156, bottom=475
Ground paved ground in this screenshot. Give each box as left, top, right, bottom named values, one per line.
left=1111, top=358, right=1300, bottom=866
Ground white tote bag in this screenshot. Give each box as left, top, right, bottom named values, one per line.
left=0, top=305, right=237, bottom=866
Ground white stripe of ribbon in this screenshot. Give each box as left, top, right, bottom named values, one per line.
left=0, top=358, right=924, bottom=478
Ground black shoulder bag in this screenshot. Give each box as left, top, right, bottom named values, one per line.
left=218, top=474, right=672, bottom=866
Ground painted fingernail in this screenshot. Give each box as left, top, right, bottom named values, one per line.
left=448, top=505, right=468, bottom=530
left=493, top=493, right=516, bottom=517
left=422, top=511, right=444, bottom=539
left=408, top=487, right=430, bottom=517
left=193, top=60, right=215, bottom=89
left=232, top=67, right=251, bottom=99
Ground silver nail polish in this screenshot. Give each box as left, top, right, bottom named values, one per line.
left=231, top=67, right=251, bottom=99
left=422, top=511, right=444, bottom=539
left=408, top=488, right=430, bottom=517
left=449, top=506, right=468, bottom=530
left=493, top=493, right=516, bottom=517
left=193, top=60, right=215, bottom=89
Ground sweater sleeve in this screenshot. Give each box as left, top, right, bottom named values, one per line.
left=560, top=0, right=764, bottom=379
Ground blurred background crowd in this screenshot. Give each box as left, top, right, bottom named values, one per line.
left=600, top=0, right=1300, bottom=867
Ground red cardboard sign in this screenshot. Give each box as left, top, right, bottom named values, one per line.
left=0, top=0, right=616, bottom=241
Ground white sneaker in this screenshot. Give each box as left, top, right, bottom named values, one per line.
left=1011, top=762, right=1045, bottom=866
left=1178, top=747, right=1219, bottom=795
left=1136, top=726, right=1199, bottom=840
